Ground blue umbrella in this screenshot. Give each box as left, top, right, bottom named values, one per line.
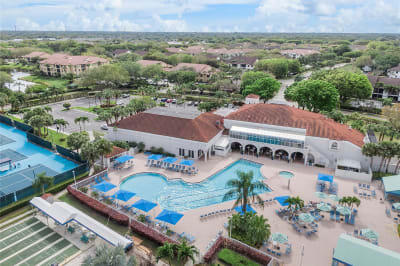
left=156, top=209, right=184, bottom=225
left=111, top=189, right=136, bottom=202
left=163, top=157, right=177, bottom=164
left=274, top=196, right=290, bottom=206
left=115, top=155, right=134, bottom=164
left=93, top=181, right=116, bottom=192
left=234, top=205, right=256, bottom=215
left=148, top=154, right=162, bottom=160
left=131, top=199, right=157, bottom=212
left=180, top=160, right=194, bottom=166
left=318, top=173, right=333, bottom=183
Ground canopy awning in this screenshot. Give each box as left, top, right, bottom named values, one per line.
left=318, top=173, right=334, bottom=183
left=156, top=209, right=184, bottom=225
left=179, top=160, right=194, bottom=166
left=383, top=175, right=400, bottom=194
left=337, top=159, right=361, bottom=170
left=93, top=181, right=116, bottom=192
left=163, top=157, right=177, bottom=164
left=0, top=157, right=11, bottom=164
left=148, top=154, right=163, bottom=160
left=111, top=189, right=136, bottom=202
left=131, top=199, right=157, bottom=212
left=214, top=136, right=229, bottom=148
left=115, top=155, right=134, bottom=164
left=30, top=197, right=132, bottom=249
left=234, top=204, right=256, bottom=215
left=230, top=125, right=306, bottom=142
left=274, top=196, right=290, bottom=206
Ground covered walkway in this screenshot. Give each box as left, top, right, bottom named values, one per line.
left=30, top=197, right=133, bottom=250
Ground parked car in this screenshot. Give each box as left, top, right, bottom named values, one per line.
left=117, top=101, right=124, bottom=106
left=101, top=124, right=108, bottom=130
left=160, top=98, right=168, bottom=102
left=166, top=99, right=173, bottom=103
left=194, top=101, right=199, bottom=106
left=172, top=99, right=177, bottom=104
left=122, top=94, right=130, bottom=98
left=187, top=101, right=193, bottom=106
left=152, top=97, right=158, bottom=101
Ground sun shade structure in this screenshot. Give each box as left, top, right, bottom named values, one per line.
left=318, top=173, right=334, bottom=183
left=336, top=205, right=352, bottom=216
left=382, top=175, right=400, bottom=198
left=315, top=192, right=328, bottom=199
left=274, top=196, right=290, bottom=206
left=156, top=209, right=184, bottom=225
left=114, top=155, right=134, bottom=164
left=333, top=234, right=400, bottom=266
left=111, top=190, right=136, bottom=202
left=270, top=232, right=288, bottom=244
left=131, top=199, right=157, bottom=212
left=93, top=181, right=116, bottom=192
left=163, top=157, right=177, bottom=164
left=30, top=197, right=132, bottom=249
left=393, top=203, right=400, bottom=210
left=179, top=160, right=194, bottom=166
left=317, top=202, right=332, bottom=212
left=361, top=228, right=379, bottom=241
left=298, top=213, right=315, bottom=223
left=234, top=204, right=256, bottom=215
left=148, top=154, right=163, bottom=160
left=328, top=194, right=341, bottom=202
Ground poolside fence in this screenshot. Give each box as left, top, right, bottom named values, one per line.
left=0, top=115, right=13, bottom=127
left=27, top=132, right=53, bottom=150
left=14, top=120, right=33, bottom=133
left=56, top=145, right=85, bottom=164
left=53, top=163, right=89, bottom=185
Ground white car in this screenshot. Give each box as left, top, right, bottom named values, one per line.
left=101, top=124, right=108, bottom=130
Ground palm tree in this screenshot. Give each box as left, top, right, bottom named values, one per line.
left=33, top=172, right=53, bottom=195
left=176, top=240, right=199, bottom=264
left=74, top=116, right=89, bottom=131
left=95, top=138, right=113, bottom=167
left=393, top=143, right=400, bottom=173
left=82, top=244, right=136, bottom=266
left=362, top=142, right=378, bottom=168
left=80, top=142, right=99, bottom=171
left=80, top=116, right=89, bottom=131
left=223, top=170, right=267, bottom=213
left=339, top=196, right=360, bottom=209
left=156, top=242, right=175, bottom=266
left=284, top=196, right=304, bottom=218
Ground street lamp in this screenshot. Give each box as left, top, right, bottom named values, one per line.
left=72, top=170, right=77, bottom=188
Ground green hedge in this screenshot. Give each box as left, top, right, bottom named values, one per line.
left=398, top=224, right=400, bottom=238
left=0, top=171, right=88, bottom=217
left=217, top=248, right=259, bottom=266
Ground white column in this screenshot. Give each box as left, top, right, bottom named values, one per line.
left=204, top=150, right=208, bottom=162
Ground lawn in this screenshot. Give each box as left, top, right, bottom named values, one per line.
left=0, top=206, right=31, bottom=229
left=40, top=128, right=68, bottom=147
left=21, top=74, right=69, bottom=89
left=72, top=106, right=100, bottom=114
left=217, top=248, right=260, bottom=266
left=336, top=64, right=362, bottom=73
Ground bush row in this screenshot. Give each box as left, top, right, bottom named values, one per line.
left=129, top=219, right=178, bottom=246
left=341, top=104, right=382, bottom=115
left=217, top=248, right=259, bottom=266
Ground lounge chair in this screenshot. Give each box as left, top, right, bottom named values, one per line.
left=336, top=212, right=340, bottom=222
left=345, top=215, right=349, bottom=224
left=367, top=184, right=370, bottom=190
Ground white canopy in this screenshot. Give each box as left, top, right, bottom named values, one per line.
left=30, top=197, right=133, bottom=249
left=337, top=159, right=361, bottom=170
left=231, top=125, right=306, bottom=142
left=214, top=136, right=229, bottom=148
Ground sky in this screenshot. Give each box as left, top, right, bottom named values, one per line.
left=1, top=0, right=399, bottom=33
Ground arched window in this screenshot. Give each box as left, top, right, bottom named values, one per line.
left=330, top=142, right=338, bottom=150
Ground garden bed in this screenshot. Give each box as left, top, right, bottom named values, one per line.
left=217, top=248, right=259, bottom=266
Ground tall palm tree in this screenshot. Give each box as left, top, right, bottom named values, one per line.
left=95, top=138, right=113, bottom=167
left=80, top=142, right=99, bottom=171
left=33, top=172, right=53, bottom=195
left=176, top=240, right=199, bottom=264
left=339, top=196, right=360, bottom=209
left=393, top=143, right=400, bottom=173
left=80, top=116, right=89, bottom=131
left=283, top=196, right=304, bottom=217
left=223, top=170, right=267, bottom=213
left=362, top=142, right=378, bottom=168
left=74, top=116, right=89, bottom=131
left=156, top=242, right=175, bottom=266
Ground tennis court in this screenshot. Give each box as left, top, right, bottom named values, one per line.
left=0, top=215, right=80, bottom=266
left=0, top=134, right=15, bottom=146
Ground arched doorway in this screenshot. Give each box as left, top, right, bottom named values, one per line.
left=231, top=142, right=242, bottom=153
left=245, top=144, right=257, bottom=155
left=291, top=152, right=305, bottom=163
left=307, top=153, right=315, bottom=166
left=260, top=147, right=273, bottom=159
left=275, top=149, right=289, bottom=161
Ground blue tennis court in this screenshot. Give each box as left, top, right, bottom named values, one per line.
left=0, top=122, right=77, bottom=198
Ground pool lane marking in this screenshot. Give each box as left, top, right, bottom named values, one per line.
left=0, top=220, right=41, bottom=242
left=0, top=232, right=57, bottom=264
left=15, top=237, right=66, bottom=266
left=0, top=225, right=50, bottom=253
left=37, top=243, right=76, bottom=266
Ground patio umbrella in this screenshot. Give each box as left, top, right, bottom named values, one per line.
left=131, top=199, right=157, bottom=212
left=393, top=203, right=400, bottom=210
left=274, top=196, right=290, bottom=206
left=299, top=213, right=315, bottom=223
left=93, top=181, right=116, bottom=192
left=270, top=232, right=288, bottom=244
left=234, top=205, right=256, bottom=215
left=328, top=194, right=341, bottom=202
left=180, top=160, right=194, bottom=166
left=361, top=228, right=379, bottom=241
left=163, top=157, right=177, bottom=164
left=156, top=209, right=184, bottom=225
left=336, top=205, right=352, bottom=216
left=317, top=202, right=332, bottom=212
left=114, top=155, right=134, bottom=164
left=148, top=154, right=162, bottom=160
left=111, top=190, right=136, bottom=202
left=315, top=192, right=328, bottom=199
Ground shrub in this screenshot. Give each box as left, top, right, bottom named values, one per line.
left=112, top=140, right=129, bottom=150
left=63, top=102, right=71, bottom=110
left=138, top=214, right=146, bottom=223
left=128, top=141, right=137, bottom=148
left=218, top=248, right=259, bottom=266
left=79, top=187, right=88, bottom=193
left=398, top=224, right=400, bottom=237
left=137, top=142, right=145, bottom=152
left=91, top=190, right=99, bottom=199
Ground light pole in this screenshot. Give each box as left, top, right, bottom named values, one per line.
left=300, top=245, right=304, bottom=266
left=72, top=170, right=77, bottom=188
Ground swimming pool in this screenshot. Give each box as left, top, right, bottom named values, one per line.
left=120, top=159, right=270, bottom=212
left=0, top=122, right=77, bottom=177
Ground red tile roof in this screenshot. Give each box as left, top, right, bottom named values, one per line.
left=116, top=112, right=224, bottom=143
left=137, top=60, right=172, bottom=68
left=368, top=75, right=400, bottom=87
left=40, top=53, right=108, bottom=65
left=167, top=63, right=213, bottom=73
left=226, top=104, right=365, bottom=147
left=105, top=146, right=127, bottom=158
left=280, top=49, right=320, bottom=56
left=23, top=51, right=50, bottom=59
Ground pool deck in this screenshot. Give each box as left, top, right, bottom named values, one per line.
left=104, top=153, right=400, bottom=266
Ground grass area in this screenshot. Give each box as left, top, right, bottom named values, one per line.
left=40, top=127, right=68, bottom=147
left=72, top=106, right=100, bottom=114
left=336, top=64, right=362, bottom=73
left=4, top=113, right=23, bottom=122
left=398, top=224, right=400, bottom=238
left=0, top=206, right=31, bottom=229
left=217, top=248, right=259, bottom=266
left=0, top=63, right=35, bottom=72
left=21, top=74, right=69, bottom=89
left=59, top=192, right=129, bottom=235
left=375, top=132, right=400, bottom=143
left=372, top=172, right=394, bottom=180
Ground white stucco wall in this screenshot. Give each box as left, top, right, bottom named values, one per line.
left=388, top=71, right=400, bottom=79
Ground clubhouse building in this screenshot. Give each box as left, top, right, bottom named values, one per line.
left=107, top=104, right=372, bottom=181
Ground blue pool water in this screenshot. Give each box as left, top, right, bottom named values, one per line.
left=0, top=122, right=77, bottom=177
left=279, top=171, right=294, bottom=179
left=120, top=159, right=270, bottom=212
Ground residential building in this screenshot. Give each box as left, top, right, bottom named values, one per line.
left=388, top=64, right=400, bottom=79
left=332, top=234, right=400, bottom=266
left=39, top=53, right=108, bottom=77
left=136, top=59, right=172, bottom=69
left=368, top=75, right=400, bottom=102
left=167, top=63, right=215, bottom=82
left=22, top=51, right=50, bottom=63
left=224, top=56, right=258, bottom=70
left=280, top=49, right=320, bottom=59
left=107, top=103, right=374, bottom=182
left=112, top=49, right=131, bottom=57
left=245, top=94, right=260, bottom=104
